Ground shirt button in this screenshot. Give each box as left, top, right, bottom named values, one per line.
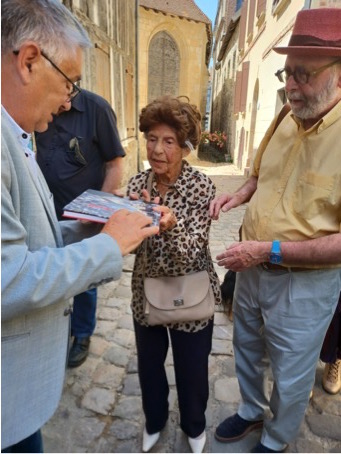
left=64, top=307, right=72, bottom=316
left=22, top=133, right=28, bottom=139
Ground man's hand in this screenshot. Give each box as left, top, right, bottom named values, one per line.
left=216, top=241, right=271, bottom=271
left=210, top=176, right=258, bottom=220
left=210, top=193, right=242, bottom=220
left=101, top=209, right=159, bottom=256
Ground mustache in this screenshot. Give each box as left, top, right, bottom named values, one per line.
left=287, top=93, right=305, bottom=101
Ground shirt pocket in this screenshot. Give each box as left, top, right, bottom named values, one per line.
left=292, top=172, right=335, bottom=220
left=58, top=137, right=93, bottom=180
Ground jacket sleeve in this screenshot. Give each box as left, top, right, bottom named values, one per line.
left=1, top=148, right=123, bottom=322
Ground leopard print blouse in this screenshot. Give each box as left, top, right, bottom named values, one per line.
left=126, top=160, right=222, bottom=333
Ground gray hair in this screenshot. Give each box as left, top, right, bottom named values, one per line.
left=1, top=0, right=92, bottom=63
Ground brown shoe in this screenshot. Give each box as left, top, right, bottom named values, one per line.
left=322, top=359, right=341, bottom=394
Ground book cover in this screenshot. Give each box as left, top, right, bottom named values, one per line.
left=62, top=189, right=161, bottom=226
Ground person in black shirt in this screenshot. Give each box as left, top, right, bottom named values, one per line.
left=36, top=89, right=125, bottom=367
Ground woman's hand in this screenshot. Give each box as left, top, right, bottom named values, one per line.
left=153, top=205, right=177, bottom=232
left=129, top=189, right=160, bottom=205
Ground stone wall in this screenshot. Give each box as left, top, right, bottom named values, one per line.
left=63, top=0, right=139, bottom=186
left=138, top=6, right=210, bottom=162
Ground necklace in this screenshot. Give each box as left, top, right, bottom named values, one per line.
left=155, top=162, right=183, bottom=188
left=157, top=180, right=175, bottom=187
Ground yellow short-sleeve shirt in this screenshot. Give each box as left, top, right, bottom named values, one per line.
left=242, top=101, right=341, bottom=245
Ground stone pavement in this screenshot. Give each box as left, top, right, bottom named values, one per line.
left=42, top=162, right=341, bottom=453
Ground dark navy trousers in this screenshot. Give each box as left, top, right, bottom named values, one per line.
left=134, top=318, right=213, bottom=438
left=71, top=287, right=97, bottom=337
left=2, top=429, right=43, bottom=453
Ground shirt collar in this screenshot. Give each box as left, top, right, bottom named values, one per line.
left=1, top=105, right=32, bottom=149
left=70, top=90, right=85, bottom=112
left=316, top=99, right=341, bottom=133
left=169, top=160, right=193, bottom=198
left=290, top=99, right=341, bottom=134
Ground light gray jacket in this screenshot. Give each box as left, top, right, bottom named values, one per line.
left=1, top=112, right=122, bottom=448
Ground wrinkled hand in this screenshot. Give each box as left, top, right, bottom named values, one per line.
left=210, top=193, right=241, bottom=220
left=153, top=205, right=177, bottom=232
left=129, top=190, right=173, bottom=232
left=101, top=209, right=159, bottom=256
left=216, top=241, right=271, bottom=271
left=129, top=189, right=160, bottom=205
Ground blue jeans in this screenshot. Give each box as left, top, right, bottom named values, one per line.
left=2, top=429, right=43, bottom=453
left=71, top=288, right=97, bottom=337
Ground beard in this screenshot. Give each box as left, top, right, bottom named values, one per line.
left=287, top=72, right=338, bottom=120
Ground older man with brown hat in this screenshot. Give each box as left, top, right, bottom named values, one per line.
left=210, top=7, right=341, bottom=453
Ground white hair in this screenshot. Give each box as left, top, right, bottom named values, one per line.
left=1, top=0, right=92, bottom=63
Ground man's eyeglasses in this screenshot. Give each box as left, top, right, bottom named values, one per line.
left=13, top=49, right=81, bottom=100
left=275, top=59, right=341, bottom=85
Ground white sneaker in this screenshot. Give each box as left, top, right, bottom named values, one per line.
left=188, top=431, right=206, bottom=453
left=322, top=359, right=341, bottom=394
left=142, top=427, right=160, bottom=452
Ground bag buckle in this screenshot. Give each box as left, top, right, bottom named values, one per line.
left=173, top=298, right=184, bottom=307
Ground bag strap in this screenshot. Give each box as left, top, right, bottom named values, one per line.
left=273, top=103, right=291, bottom=133
left=146, top=171, right=153, bottom=195
left=142, top=171, right=154, bottom=276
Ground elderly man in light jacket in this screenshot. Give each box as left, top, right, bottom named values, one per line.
left=1, top=1, right=158, bottom=451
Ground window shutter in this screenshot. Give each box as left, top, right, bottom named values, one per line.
left=240, top=61, right=250, bottom=113
left=248, top=0, right=256, bottom=37
left=234, top=71, right=242, bottom=114
left=233, top=71, right=242, bottom=114
left=257, top=0, right=267, bottom=17
left=238, top=0, right=248, bottom=51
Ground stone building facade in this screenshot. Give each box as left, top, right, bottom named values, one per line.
left=62, top=0, right=139, bottom=185
left=211, top=0, right=340, bottom=173
left=211, top=0, right=241, bottom=159
left=138, top=0, right=212, bottom=161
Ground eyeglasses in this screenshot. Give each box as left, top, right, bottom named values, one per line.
left=275, top=59, right=341, bottom=85
left=13, top=49, right=81, bottom=100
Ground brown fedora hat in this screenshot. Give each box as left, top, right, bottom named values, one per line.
left=274, top=8, right=341, bottom=57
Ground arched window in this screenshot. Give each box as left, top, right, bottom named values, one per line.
left=148, top=31, right=180, bottom=102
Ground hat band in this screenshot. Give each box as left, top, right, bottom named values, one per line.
left=289, top=34, right=341, bottom=48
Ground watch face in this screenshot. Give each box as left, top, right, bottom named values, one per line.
left=269, top=253, right=282, bottom=264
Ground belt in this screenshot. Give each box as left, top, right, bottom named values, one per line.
left=261, top=263, right=314, bottom=272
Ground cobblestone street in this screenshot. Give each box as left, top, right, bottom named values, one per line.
left=43, top=161, right=341, bottom=453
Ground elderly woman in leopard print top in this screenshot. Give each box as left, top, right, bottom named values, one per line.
left=126, top=95, right=221, bottom=453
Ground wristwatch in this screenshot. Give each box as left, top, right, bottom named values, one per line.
left=269, top=240, right=282, bottom=264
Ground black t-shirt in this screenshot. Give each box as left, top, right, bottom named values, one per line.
left=36, top=89, right=125, bottom=219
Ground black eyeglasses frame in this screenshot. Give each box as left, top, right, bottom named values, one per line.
left=13, top=49, right=81, bottom=100
left=275, top=59, right=341, bottom=85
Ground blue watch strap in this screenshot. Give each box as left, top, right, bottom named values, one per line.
left=272, top=240, right=281, bottom=253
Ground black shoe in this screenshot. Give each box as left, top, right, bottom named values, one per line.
left=215, top=413, right=263, bottom=442
left=67, top=336, right=90, bottom=368
left=251, top=441, right=283, bottom=453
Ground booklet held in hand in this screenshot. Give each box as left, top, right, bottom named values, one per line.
left=63, top=189, right=160, bottom=226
